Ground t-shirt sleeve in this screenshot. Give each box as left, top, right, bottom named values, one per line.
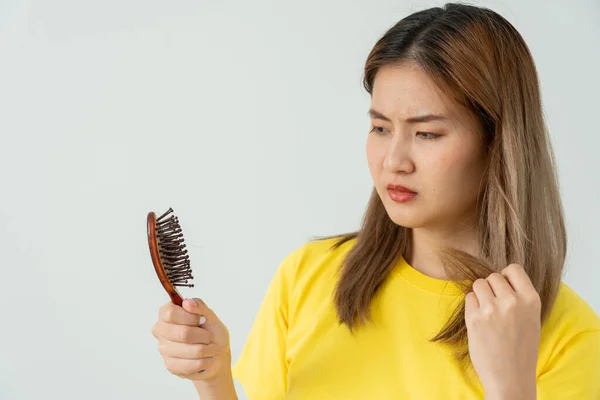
left=537, top=329, right=600, bottom=399
left=232, top=247, right=300, bottom=400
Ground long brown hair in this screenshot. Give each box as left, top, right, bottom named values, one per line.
left=311, top=2, right=566, bottom=366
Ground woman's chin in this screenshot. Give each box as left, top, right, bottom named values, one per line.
left=380, top=196, right=432, bottom=228
left=386, top=211, right=424, bottom=229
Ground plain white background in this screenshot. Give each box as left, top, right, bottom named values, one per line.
left=0, top=0, right=598, bottom=398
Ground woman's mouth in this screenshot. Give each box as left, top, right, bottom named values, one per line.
left=387, top=186, right=418, bottom=203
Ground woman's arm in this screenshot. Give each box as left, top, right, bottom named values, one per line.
left=193, top=350, right=238, bottom=400
left=193, top=372, right=238, bottom=400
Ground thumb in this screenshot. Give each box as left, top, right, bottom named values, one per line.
left=181, top=298, right=215, bottom=325
left=182, top=297, right=230, bottom=349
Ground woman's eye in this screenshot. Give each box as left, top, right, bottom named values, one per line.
left=369, top=127, right=440, bottom=140
left=416, top=132, right=441, bottom=140
left=370, top=126, right=387, bottom=134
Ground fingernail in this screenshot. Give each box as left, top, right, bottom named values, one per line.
left=199, top=316, right=206, bottom=325
left=184, top=298, right=197, bottom=307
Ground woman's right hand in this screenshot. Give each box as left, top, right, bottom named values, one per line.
left=151, top=297, right=231, bottom=383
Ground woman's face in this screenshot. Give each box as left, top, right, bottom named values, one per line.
left=366, top=62, right=488, bottom=231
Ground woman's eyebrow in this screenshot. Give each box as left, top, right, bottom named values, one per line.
left=368, top=108, right=449, bottom=123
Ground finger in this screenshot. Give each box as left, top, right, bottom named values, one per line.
left=500, top=264, right=535, bottom=294
left=158, top=340, right=221, bottom=360
left=155, top=320, right=212, bottom=344
left=159, top=303, right=202, bottom=327
left=182, top=298, right=214, bottom=326
left=472, top=278, right=495, bottom=307
left=485, top=272, right=515, bottom=298
left=164, top=356, right=215, bottom=377
left=465, top=291, right=479, bottom=315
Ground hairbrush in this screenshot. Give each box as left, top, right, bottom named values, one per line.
left=147, top=207, right=194, bottom=306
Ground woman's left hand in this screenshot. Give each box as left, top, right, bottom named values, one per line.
left=465, top=263, right=542, bottom=400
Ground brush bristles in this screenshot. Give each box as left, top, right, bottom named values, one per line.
left=156, top=208, right=194, bottom=288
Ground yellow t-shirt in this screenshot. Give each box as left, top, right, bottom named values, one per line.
left=232, top=237, right=600, bottom=399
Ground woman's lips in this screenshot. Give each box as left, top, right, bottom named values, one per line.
left=387, top=189, right=417, bottom=203
left=386, top=184, right=417, bottom=193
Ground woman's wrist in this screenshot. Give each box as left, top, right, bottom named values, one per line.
left=192, top=348, right=237, bottom=399
left=484, top=381, right=536, bottom=400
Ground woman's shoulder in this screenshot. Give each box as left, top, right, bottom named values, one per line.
left=550, top=283, right=600, bottom=329
left=536, top=282, right=600, bottom=380
left=274, top=235, right=358, bottom=290
left=540, top=282, right=600, bottom=345
left=299, top=235, right=358, bottom=263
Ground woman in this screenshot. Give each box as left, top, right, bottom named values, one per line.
left=151, top=3, right=600, bottom=399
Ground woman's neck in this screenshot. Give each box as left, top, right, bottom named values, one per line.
left=403, top=224, right=479, bottom=281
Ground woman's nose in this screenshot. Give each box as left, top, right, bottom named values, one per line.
left=384, top=139, right=415, bottom=173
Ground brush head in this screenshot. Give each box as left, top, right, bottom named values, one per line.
left=147, top=207, right=194, bottom=306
